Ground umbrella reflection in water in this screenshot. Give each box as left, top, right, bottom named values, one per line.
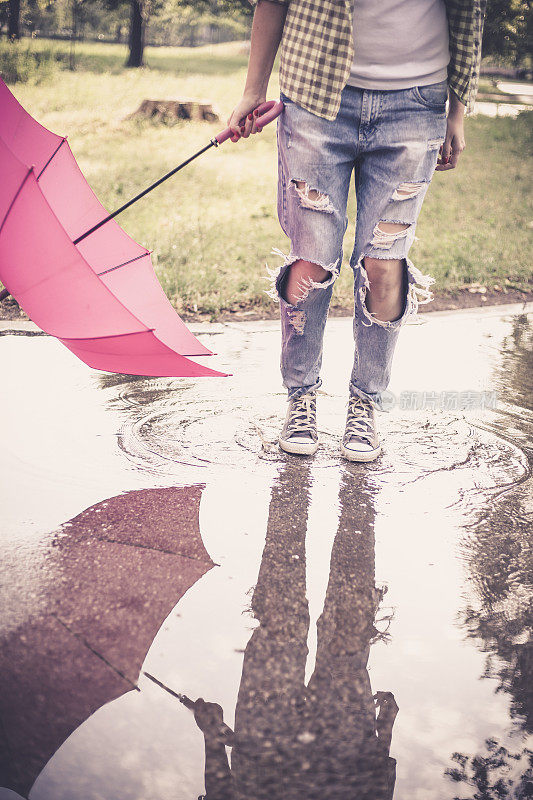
left=0, top=485, right=213, bottom=796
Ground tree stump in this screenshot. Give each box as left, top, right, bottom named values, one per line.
left=130, top=99, right=220, bottom=124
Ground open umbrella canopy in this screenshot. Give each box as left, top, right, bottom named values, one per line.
left=0, top=78, right=226, bottom=377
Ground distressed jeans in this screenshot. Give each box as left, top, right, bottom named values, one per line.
left=267, top=81, right=448, bottom=410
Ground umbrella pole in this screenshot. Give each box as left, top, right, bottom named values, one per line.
left=73, top=140, right=217, bottom=246
left=143, top=671, right=195, bottom=710
left=0, top=139, right=218, bottom=302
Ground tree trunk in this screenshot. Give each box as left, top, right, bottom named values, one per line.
left=69, top=0, right=78, bottom=71
left=126, top=0, right=145, bottom=68
left=0, top=3, right=10, bottom=37
left=8, top=0, right=21, bottom=40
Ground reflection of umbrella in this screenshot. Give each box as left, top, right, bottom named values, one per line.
left=0, top=79, right=280, bottom=377
left=0, top=485, right=213, bottom=797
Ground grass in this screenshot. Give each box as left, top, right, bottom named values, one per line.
left=2, top=39, right=532, bottom=318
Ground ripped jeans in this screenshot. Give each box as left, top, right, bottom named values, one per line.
left=267, top=81, right=448, bottom=410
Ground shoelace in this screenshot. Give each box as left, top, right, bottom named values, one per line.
left=345, top=396, right=375, bottom=444
left=287, top=395, right=317, bottom=437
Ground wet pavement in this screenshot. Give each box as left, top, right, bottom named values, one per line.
left=0, top=303, right=532, bottom=800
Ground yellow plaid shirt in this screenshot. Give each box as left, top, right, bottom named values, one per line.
left=249, top=0, right=487, bottom=121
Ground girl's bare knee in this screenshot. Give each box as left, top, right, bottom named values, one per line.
left=295, top=260, right=330, bottom=283
left=281, top=259, right=332, bottom=304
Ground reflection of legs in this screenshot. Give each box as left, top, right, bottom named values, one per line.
left=232, top=463, right=312, bottom=798
left=306, top=467, right=396, bottom=798
left=311, top=467, right=379, bottom=690
left=248, top=462, right=311, bottom=638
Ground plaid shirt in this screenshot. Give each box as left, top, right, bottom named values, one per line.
left=249, top=0, right=487, bottom=121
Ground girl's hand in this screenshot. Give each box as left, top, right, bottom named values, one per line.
left=193, top=698, right=234, bottom=744
left=193, top=698, right=225, bottom=732
left=227, top=91, right=267, bottom=143
left=436, top=93, right=466, bottom=171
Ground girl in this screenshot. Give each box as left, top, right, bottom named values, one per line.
left=228, top=0, right=486, bottom=461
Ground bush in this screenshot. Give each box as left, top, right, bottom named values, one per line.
left=0, top=40, right=58, bottom=84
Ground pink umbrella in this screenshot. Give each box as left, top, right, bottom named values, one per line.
left=0, top=79, right=282, bottom=377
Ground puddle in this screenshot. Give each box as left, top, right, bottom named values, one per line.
left=0, top=307, right=531, bottom=799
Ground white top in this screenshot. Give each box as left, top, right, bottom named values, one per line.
left=346, top=0, right=450, bottom=90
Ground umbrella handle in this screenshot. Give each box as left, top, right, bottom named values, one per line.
left=214, top=100, right=284, bottom=145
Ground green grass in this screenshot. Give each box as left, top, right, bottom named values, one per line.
left=477, top=79, right=509, bottom=96
left=3, top=39, right=532, bottom=318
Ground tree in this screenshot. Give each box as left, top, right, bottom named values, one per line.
left=124, top=0, right=251, bottom=68
left=0, top=3, right=7, bottom=37
left=126, top=0, right=145, bottom=66
left=445, top=315, right=533, bottom=799
left=457, top=315, right=533, bottom=734
left=483, top=0, right=532, bottom=64
left=446, top=739, right=533, bottom=799
left=8, top=0, right=21, bottom=38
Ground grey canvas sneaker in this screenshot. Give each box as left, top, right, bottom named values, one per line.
left=341, top=395, right=382, bottom=462
left=279, top=392, right=319, bottom=455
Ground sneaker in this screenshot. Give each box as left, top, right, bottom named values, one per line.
left=279, top=392, right=319, bottom=456
left=341, top=395, right=382, bottom=462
